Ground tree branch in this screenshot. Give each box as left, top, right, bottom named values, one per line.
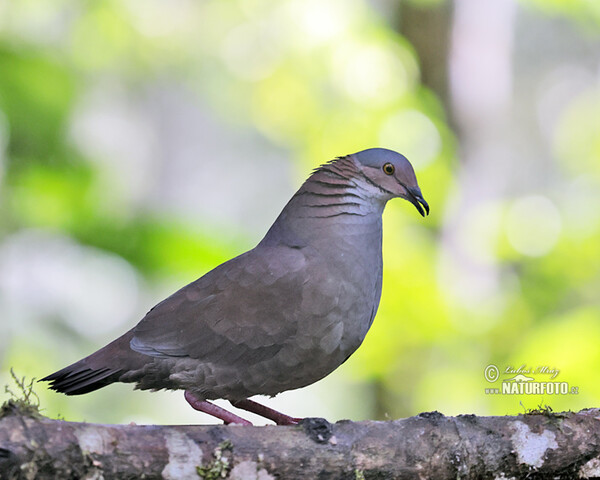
left=1, top=403, right=600, bottom=479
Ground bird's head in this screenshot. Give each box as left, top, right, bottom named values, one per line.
left=350, top=148, right=430, bottom=217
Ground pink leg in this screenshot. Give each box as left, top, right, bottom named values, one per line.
left=184, top=391, right=252, bottom=426
left=231, top=398, right=302, bottom=425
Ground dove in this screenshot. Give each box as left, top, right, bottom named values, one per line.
left=41, top=148, right=429, bottom=425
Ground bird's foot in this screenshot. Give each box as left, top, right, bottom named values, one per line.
left=231, top=398, right=302, bottom=425
left=184, top=391, right=252, bottom=425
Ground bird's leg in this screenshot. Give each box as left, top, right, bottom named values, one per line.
left=184, top=391, right=252, bottom=426
left=231, top=398, right=302, bottom=425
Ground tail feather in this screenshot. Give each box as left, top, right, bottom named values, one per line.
left=41, top=365, right=123, bottom=395
left=40, top=329, right=143, bottom=395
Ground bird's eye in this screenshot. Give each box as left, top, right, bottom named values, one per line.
left=383, top=163, right=395, bottom=175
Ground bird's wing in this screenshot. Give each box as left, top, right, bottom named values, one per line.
left=130, top=245, right=340, bottom=366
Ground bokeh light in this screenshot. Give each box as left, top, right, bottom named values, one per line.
left=505, top=195, right=562, bottom=257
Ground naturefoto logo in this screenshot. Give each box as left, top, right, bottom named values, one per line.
left=484, top=364, right=579, bottom=396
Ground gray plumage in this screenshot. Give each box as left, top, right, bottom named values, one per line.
left=42, top=148, right=428, bottom=408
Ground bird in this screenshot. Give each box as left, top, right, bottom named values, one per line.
left=41, top=147, right=429, bottom=425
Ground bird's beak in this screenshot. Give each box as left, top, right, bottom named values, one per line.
left=406, top=187, right=429, bottom=217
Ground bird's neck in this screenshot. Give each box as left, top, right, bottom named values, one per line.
left=260, top=157, right=386, bottom=249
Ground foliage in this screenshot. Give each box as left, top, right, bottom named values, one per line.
left=521, top=0, right=600, bottom=30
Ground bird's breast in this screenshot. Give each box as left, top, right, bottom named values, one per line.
left=302, top=225, right=384, bottom=356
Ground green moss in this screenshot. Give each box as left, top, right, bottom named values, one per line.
left=0, top=368, right=42, bottom=419
left=196, top=440, right=233, bottom=479
left=520, top=401, right=570, bottom=417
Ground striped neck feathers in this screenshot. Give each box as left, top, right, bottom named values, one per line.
left=294, top=155, right=386, bottom=219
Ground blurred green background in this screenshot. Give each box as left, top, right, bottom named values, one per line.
left=1, top=0, right=599, bottom=425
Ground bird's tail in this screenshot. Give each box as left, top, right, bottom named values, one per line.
left=41, top=364, right=123, bottom=395
left=40, top=330, right=140, bottom=395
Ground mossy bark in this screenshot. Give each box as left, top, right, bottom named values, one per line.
left=1, top=403, right=600, bottom=479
